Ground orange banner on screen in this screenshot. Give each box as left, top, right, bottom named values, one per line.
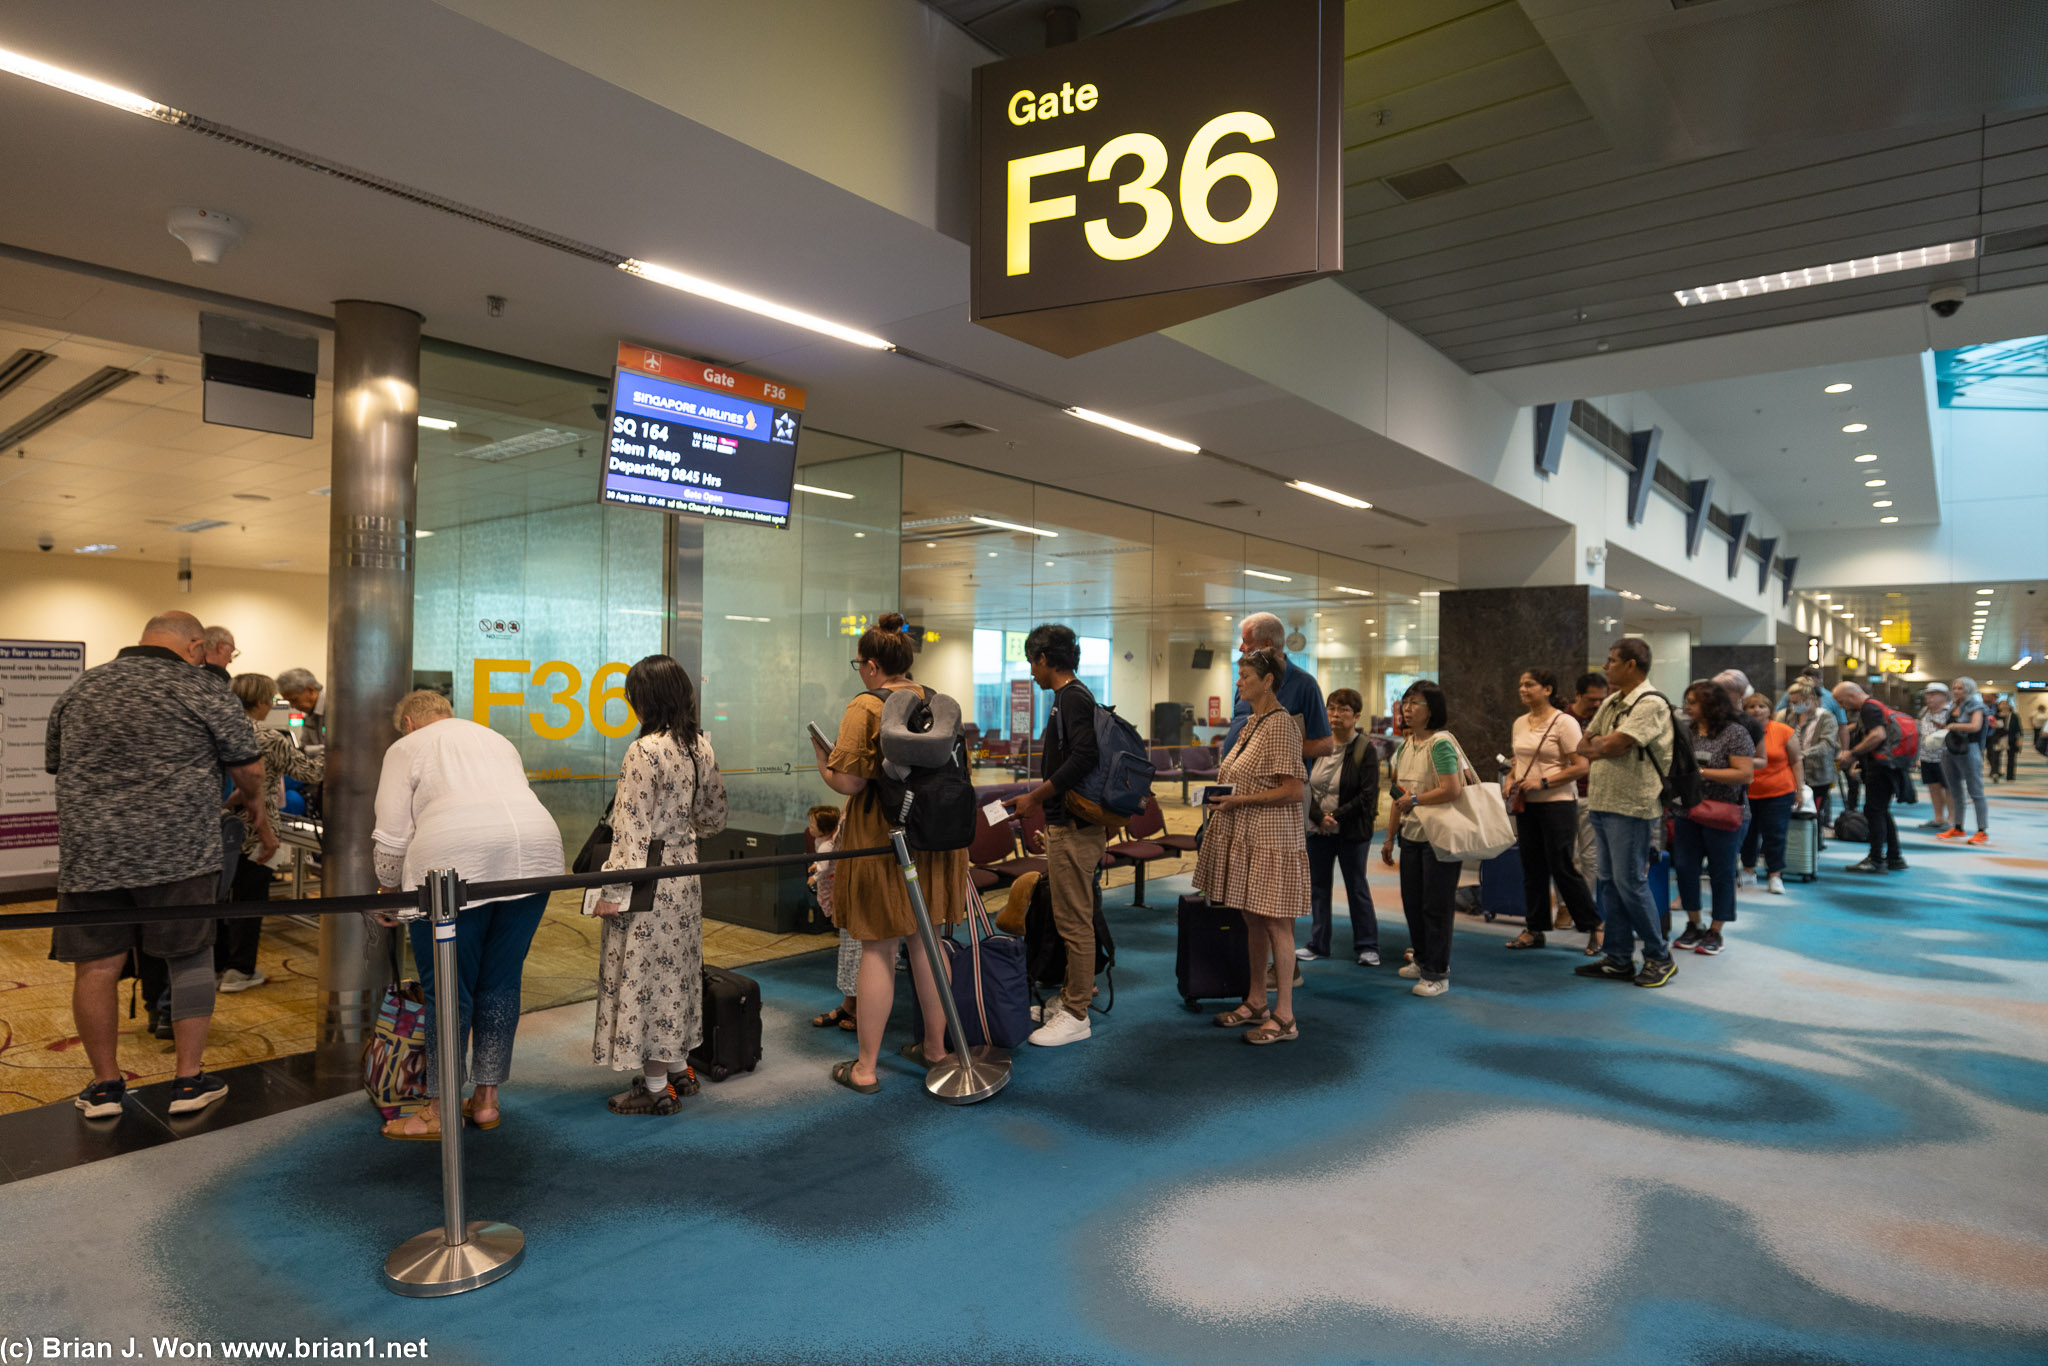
left=615, top=344, right=806, bottom=410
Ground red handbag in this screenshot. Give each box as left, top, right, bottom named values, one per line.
left=1684, top=798, right=1746, bottom=831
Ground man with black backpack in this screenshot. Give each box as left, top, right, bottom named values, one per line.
left=1572, top=637, right=1681, bottom=988
left=1834, top=681, right=1910, bottom=874
left=1009, top=623, right=1104, bottom=1048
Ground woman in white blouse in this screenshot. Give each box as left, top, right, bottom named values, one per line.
left=1502, top=668, right=1596, bottom=952
left=370, top=689, right=564, bottom=1140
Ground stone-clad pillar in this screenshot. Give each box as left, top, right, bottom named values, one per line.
left=1438, top=585, right=1593, bottom=782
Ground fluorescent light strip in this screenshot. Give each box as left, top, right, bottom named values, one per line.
left=1332, top=586, right=1373, bottom=597
left=1244, top=569, right=1292, bottom=583
left=791, top=483, right=854, bottom=500
left=417, top=415, right=458, bottom=431
left=1064, top=407, right=1201, bottom=453
left=1287, top=479, right=1373, bottom=510
left=723, top=614, right=772, bottom=623
left=1673, top=239, right=1978, bottom=307
left=2017, top=655, right=2033, bottom=669
left=618, top=259, right=891, bottom=351
left=73, top=543, right=117, bottom=554
left=968, top=515, right=1057, bottom=538
left=0, top=44, right=182, bottom=120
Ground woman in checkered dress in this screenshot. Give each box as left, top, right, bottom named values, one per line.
left=1195, top=648, right=1310, bottom=1044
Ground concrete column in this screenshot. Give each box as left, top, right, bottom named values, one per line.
left=319, top=300, right=422, bottom=1062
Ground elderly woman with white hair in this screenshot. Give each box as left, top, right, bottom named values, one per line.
left=369, top=689, right=564, bottom=1139
left=1937, top=676, right=1991, bottom=844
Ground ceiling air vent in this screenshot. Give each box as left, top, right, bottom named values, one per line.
left=171, top=519, right=231, bottom=534
left=1207, top=498, right=1249, bottom=508
left=928, top=420, right=996, bottom=438
left=1383, top=163, right=1467, bottom=202
left=0, top=348, right=55, bottom=401
left=0, top=365, right=135, bottom=450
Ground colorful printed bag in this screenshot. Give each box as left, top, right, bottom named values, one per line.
left=362, top=974, right=429, bottom=1120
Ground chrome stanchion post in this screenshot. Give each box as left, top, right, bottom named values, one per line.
left=890, top=830, right=1010, bottom=1105
left=382, top=868, right=525, bottom=1296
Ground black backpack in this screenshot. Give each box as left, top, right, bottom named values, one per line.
left=1023, top=872, right=1115, bottom=1013
left=1625, top=689, right=1705, bottom=814
left=866, top=687, right=977, bottom=852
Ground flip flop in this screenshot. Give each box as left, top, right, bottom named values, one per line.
left=830, top=1060, right=880, bottom=1095
left=811, top=1006, right=855, bottom=1030
left=461, top=1097, right=500, bottom=1130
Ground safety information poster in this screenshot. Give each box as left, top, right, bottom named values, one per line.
left=0, top=639, right=85, bottom=883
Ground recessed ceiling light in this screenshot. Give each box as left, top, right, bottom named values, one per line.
left=309, top=486, right=331, bottom=497
left=231, top=492, right=270, bottom=502
left=73, top=543, right=117, bottom=554
left=1046, top=561, right=1055, bottom=567
left=1872, top=499, right=1893, bottom=508
left=1244, top=569, right=1292, bottom=582
left=1824, top=382, right=1854, bottom=393
left=925, top=542, right=937, bottom=548
left=1977, top=588, right=1995, bottom=594
left=1815, top=593, right=1830, bottom=599
left=1881, top=618, right=1893, bottom=624
left=1064, top=406, right=1201, bottom=453
left=0, top=43, right=181, bottom=119
left=619, top=258, right=893, bottom=351
left=1843, top=423, right=1869, bottom=433
left=170, top=519, right=229, bottom=534
left=1332, top=586, right=1373, bottom=596
left=414, top=529, right=433, bottom=538
left=417, top=416, right=458, bottom=431
left=854, top=532, right=866, bottom=539
left=969, top=515, right=1055, bottom=537
left=1854, top=453, right=1877, bottom=463
left=792, top=483, right=854, bottom=500
left=1672, top=239, right=1977, bottom=307
left=1420, top=590, right=1441, bottom=597
left=1654, top=603, right=1676, bottom=612
left=1880, top=516, right=1898, bottom=523
left=987, top=550, right=997, bottom=557
left=1864, top=479, right=1887, bottom=487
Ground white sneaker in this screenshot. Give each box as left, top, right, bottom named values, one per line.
left=1357, top=950, right=1380, bottom=967
left=1734, top=869, right=1752, bottom=889
left=1767, top=874, right=1785, bottom=895
left=1027, top=1005, right=1091, bottom=1047
left=218, top=968, right=267, bottom=993
left=1411, top=978, right=1450, bottom=998
left=1294, top=947, right=1320, bottom=962
left=1397, top=963, right=1421, bottom=979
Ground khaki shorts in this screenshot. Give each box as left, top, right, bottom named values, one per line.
left=49, top=873, right=219, bottom=963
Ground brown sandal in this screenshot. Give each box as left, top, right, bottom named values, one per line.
left=1244, top=1016, right=1299, bottom=1045
left=811, top=1006, right=855, bottom=1030
left=1213, top=1001, right=1270, bottom=1028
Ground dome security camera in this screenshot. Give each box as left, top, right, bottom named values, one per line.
left=168, top=207, right=245, bottom=265
left=37, top=533, right=54, bottom=552
left=1928, top=284, right=1966, bottom=318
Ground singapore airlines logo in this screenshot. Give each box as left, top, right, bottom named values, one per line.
left=744, top=411, right=758, bottom=431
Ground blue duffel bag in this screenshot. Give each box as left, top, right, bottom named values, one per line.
left=911, top=885, right=1031, bottom=1050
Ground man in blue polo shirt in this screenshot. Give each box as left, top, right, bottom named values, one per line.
left=1222, top=613, right=1334, bottom=762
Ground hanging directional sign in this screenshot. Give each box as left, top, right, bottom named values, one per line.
left=971, top=0, right=1342, bottom=356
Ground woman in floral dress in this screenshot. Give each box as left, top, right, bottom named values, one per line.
left=593, top=655, right=728, bottom=1116
left=1195, top=647, right=1310, bottom=1044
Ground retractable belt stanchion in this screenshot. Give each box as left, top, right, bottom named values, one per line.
left=890, top=830, right=1010, bottom=1105
left=383, top=868, right=525, bottom=1296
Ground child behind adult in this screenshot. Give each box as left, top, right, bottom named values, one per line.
left=805, top=805, right=859, bottom=1031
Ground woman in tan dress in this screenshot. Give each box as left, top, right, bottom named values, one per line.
left=1195, top=648, right=1310, bottom=1044
left=808, top=612, right=965, bottom=1094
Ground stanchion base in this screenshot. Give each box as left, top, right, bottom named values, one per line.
left=925, top=1046, right=1011, bottom=1105
left=382, top=1221, right=525, bottom=1297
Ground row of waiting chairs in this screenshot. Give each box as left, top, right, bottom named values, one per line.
left=965, top=784, right=1191, bottom=909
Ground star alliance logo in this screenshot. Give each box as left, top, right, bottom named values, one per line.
left=772, top=412, right=798, bottom=443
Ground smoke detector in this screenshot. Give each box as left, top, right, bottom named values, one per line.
left=168, top=207, right=245, bottom=265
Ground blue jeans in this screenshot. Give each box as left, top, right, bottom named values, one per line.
left=1306, top=834, right=1377, bottom=956
left=1590, top=810, right=1668, bottom=964
left=1940, top=747, right=1988, bottom=831
left=1673, top=815, right=1742, bottom=924
left=407, top=892, right=548, bottom=1097
left=1740, top=793, right=1794, bottom=875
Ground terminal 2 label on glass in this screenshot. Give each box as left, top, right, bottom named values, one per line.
left=971, top=0, right=1341, bottom=356
left=602, top=343, right=804, bottom=529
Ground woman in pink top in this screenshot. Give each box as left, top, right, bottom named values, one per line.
left=1502, top=668, right=1596, bottom=951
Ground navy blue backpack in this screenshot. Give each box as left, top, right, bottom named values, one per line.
left=1055, top=684, right=1156, bottom=822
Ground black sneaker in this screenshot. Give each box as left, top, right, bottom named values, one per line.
left=1574, top=958, right=1637, bottom=981
left=1634, top=957, right=1679, bottom=988
left=150, top=1003, right=174, bottom=1041
left=167, top=1072, right=229, bottom=1115
left=1843, top=858, right=1887, bottom=875
left=75, top=1078, right=125, bottom=1119
left=1886, top=857, right=1909, bottom=871
left=1672, top=923, right=1706, bottom=951
left=1695, top=930, right=1724, bottom=956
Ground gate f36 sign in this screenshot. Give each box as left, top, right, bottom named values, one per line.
left=972, top=0, right=1341, bottom=357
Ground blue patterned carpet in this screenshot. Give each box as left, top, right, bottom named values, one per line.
left=3, top=771, right=2046, bottom=1365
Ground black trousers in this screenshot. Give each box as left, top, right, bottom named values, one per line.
left=215, top=858, right=272, bottom=975
left=1863, top=766, right=1901, bottom=863
left=2006, top=745, right=2019, bottom=781
left=1398, top=836, right=1459, bottom=981
left=1515, top=800, right=1597, bottom=932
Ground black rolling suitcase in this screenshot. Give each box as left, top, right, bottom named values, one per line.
left=1784, top=811, right=1818, bottom=883
left=690, top=965, right=762, bottom=1081
left=1176, top=893, right=1249, bottom=1012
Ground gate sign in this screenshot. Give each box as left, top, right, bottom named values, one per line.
left=971, top=0, right=1342, bottom=357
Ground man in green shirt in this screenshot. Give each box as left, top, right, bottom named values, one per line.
left=1572, top=638, right=1679, bottom=988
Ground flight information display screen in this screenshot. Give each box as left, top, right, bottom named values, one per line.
left=601, top=343, right=805, bottom=528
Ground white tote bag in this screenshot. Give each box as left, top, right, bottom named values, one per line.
left=1411, top=733, right=1518, bottom=863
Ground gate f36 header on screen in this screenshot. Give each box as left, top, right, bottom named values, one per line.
left=971, top=0, right=1342, bottom=357
left=603, top=343, right=806, bottom=529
